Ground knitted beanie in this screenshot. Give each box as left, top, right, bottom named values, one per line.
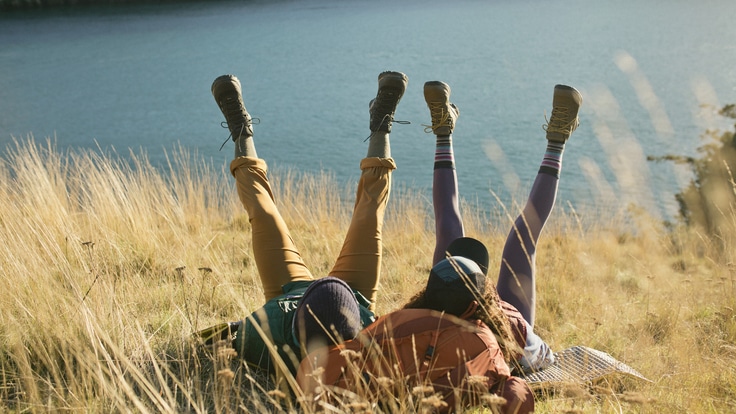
left=293, top=277, right=361, bottom=353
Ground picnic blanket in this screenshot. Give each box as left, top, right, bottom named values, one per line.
left=521, top=346, right=650, bottom=389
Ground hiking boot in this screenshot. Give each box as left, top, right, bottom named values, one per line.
left=424, top=81, right=459, bottom=136
left=369, top=71, right=408, bottom=133
left=212, top=74, right=254, bottom=140
left=544, top=84, right=582, bottom=143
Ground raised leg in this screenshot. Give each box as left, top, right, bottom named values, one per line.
left=424, top=81, right=464, bottom=266
left=213, top=74, right=313, bottom=301
left=495, top=84, right=582, bottom=326
left=329, top=71, right=406, bottom=309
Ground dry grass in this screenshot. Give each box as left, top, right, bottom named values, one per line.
left=1, top=138, right=735, bottom=413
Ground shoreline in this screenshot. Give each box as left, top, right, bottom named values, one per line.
left=1, top=0, right=218, bottom=11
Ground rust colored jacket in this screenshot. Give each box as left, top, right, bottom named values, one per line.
left=297, top=309, right=533, bottom=413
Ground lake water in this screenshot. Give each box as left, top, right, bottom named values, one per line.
left=2, top=0, right=736, bottom=221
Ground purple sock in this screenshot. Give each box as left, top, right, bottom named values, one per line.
left=434, top=135, right=454, bottom=170
left=539, top=141, right=565, bottom=178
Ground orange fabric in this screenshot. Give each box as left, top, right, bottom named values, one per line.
left=500, top=377, right=535, bottom=414
left=297, top=309, right=533, bottom=413
left=501, top=300, right=529, bottom=351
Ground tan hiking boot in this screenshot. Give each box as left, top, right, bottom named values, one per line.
left=544, top=84, right=582, bottom=143
left=212, top=74, right=254, bottom=140
left=369, top=71, right=408, bottom=133
left=423, top=81, right=459, bottom=136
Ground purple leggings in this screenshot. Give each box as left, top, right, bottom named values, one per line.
left=433, top=167, right=558, bottom=328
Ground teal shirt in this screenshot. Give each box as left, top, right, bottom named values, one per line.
left=234, top=280, right=375, bottom=374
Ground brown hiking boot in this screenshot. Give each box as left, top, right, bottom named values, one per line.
left=212, top=74, right=254, bottom=141
left=423, top=81, right=459, bottom=136
left=544, top=85, right=582, bottom=143
left=369, top=71, right=408, bottom=133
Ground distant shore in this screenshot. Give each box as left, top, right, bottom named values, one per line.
left=0, top=0, right=212, bottom=11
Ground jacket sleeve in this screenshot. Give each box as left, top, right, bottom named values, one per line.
left=429, top=336, right=525, bottom=413
left=498, top=376, right=535, bottom=414
left=431, top=359, right=533, bottom=414
left=518, top=321, right=555, bottom=374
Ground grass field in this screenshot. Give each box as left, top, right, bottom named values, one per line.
left=1, top=139, right=734, bottom=413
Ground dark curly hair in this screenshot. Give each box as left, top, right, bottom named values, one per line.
left=403, top=285, right=521, bottom=362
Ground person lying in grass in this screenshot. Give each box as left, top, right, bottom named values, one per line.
left=297, top=81, right=582, bottom=414
left=204, top=71, right=407, bottom=374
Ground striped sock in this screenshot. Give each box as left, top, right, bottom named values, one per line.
left=539, top=141, right=565, bottom=177
left=434, top=135, right=454, bottom=170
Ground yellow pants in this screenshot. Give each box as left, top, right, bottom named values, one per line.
left=230, top=156, right=396, bottom=310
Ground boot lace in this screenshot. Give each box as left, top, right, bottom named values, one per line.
left=371, top=88, right=405, bottom=127
left=216, top=96, right=259, bottom=150
left=543, top=106, right=579, bottom=135
left=363, top=115, right=409, bottom=142
left=422, top=102, right=454, bottom=133
left=365, top=88, right=409, bottom=141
